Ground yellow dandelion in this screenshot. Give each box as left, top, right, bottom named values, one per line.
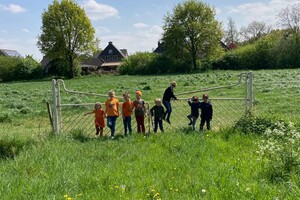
left=154, top=192, right=160, bottom=197
left=63, top=194, right=68, bottom=198
left=175, top=188, right=179, bottom=192
left=67, top=197, right=72, bottom=200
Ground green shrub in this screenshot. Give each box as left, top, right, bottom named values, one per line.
left=119, top=52, right=193, bottom=75
left=234, top=111, right=274, bottom=135
left=0, top=56, right=43, bottom=81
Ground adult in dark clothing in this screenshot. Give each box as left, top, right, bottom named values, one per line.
left=162, top=81, right=177, bottom=124
left=199, top=94, right=213, bottom=130
left=150, top=98, right=165, bottom=133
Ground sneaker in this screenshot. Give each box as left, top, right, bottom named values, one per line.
left=188, top=122, right=192, bottom=125
left=166, top=119, right=171, bottom=124
left=110, top=136, right=115, bottom=140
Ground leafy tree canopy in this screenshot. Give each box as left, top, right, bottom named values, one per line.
left=37, top=0, right=96, bottom=78
left=162, top=0, right=222, bottom=71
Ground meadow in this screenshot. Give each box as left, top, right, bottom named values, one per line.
left=0, top=69, right=300, bottom=199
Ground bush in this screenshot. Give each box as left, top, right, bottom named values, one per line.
left=119, top=52, right=193, bottom=75
left=257, top=121, right=300, bottom=181
left=234, top=111, right=273, bottom=135
left=0, top=56, right=43, bottom=82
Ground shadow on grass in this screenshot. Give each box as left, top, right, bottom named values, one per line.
left=0, top=138, right=34, bottom=160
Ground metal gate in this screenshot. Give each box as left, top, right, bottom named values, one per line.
left=50, top=72, right=253, bottom=136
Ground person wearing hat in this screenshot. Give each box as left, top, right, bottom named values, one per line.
left=133, top=90, right=146, bottom=133
left=162, top=81, right=178, bottom=124
left=187, top=96, right=201, bottom=130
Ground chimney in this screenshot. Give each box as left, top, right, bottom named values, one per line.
left=109, top=41, right=113, bottom=45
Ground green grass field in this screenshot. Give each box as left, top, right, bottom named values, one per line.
left=0, top=69, right=300, bottom=199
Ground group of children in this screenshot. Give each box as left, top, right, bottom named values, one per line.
left=85, top=83, right=213, bottom=138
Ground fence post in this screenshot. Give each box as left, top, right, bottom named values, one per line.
left=249, top=71, right=254, bottom=110
left=57, top=80, right=62, bottom=131
left=244, top=73, right=248, bottom=113
left=52, top=79, right=59, bottom=134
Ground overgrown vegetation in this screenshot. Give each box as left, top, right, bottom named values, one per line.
left=0, top=56, right=43, bottom=82
left=213, top=31, right=300, bottom=70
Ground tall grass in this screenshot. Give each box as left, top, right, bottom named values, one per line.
left=1, top=131, right=299, bottom=199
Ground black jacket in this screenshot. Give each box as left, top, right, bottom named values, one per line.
left=163, top=87, right=177, bottom=102
left=199, top=102, right=213, bottom=120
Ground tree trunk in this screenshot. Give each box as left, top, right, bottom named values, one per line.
left=192, top=51, right=197, bottom=71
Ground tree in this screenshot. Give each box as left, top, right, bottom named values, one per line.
left=224, top=17, right=239, bottom=49
left=37, top=0, right=96, bottom=78
left=277, top=3, right=300, bottom=34
left=240, top=21, right=272, bottom=43
left=162, top=0, right=222, bottom=71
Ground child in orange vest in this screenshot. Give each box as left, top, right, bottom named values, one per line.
left=122, top=92, right=134, bottom=136
left=105, top=90, right=119, bottom=139
left=85, top=102, right=106, bottom=137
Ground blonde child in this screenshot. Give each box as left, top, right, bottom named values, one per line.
left=105, top=90, right=119, bottom=139
left=122, top=92, right=134, bottom=136
left=163, top=81, right=178, bottom=124
left=150, top=98, right=165, bottom=133
left=133, top=90, right=146, bottom=133
left=85, top=102, right=106, bottom=136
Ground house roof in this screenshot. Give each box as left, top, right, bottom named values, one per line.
left=40, top=56, right=51, bottom=67
left=83, top=57, right=104, bottom=66
left=0, top=49, right=22, bottom=57
left=153, top=41, right=164, bottom=54
left=99, top=41, right=127, bottom=59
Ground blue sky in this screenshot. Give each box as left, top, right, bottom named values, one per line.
left=0, top=0, right=299, bottom=61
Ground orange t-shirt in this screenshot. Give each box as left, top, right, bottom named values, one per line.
left=93, top=109, right=105, bottom=128
left=122, top=101, right=134, bottom=117
left=105, top=98, right=119, bottom=116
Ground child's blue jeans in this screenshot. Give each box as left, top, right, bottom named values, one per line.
left=123, top=116, right=132, bottom=135
left=107, top=116, right=117, bottom=136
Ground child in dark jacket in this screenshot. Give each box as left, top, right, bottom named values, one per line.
left=199, top=94, right=213, bottom=131
left=150, top=98, right=165, bottom=133
left=187, top=96, right=201, bottom=130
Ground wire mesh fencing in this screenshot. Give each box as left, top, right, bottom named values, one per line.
left=58, top=103, right=151, bottom=137
left=55, top=97, right=245, bottom=137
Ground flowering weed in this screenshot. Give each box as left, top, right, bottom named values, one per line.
left=257, top=121, right=300, bottom=181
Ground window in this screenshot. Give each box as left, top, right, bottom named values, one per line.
left=108, top=49, right=113, bottom=54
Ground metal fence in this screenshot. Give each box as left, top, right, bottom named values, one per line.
left=50, top=72, right=253, bottom=137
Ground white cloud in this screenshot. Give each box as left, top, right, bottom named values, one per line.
left=95, top=26, right=111, bottom=34
left=82, top=0, right=118, bottom=21
left=133, top=23, right=149, bottom=29
left=0, top=4, right=26, bottom=13
left=225, top=0, right=300, bottom=26
left=98, top=25, right=163, bottom=54
left=22, top=28, right=30, bottom=33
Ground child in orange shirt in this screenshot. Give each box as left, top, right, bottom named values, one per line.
left=85, top=102, right=106, bottom=137
left=105, top=90, right=119, bottom=139
left=122, top=92, right=134, bottom=136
